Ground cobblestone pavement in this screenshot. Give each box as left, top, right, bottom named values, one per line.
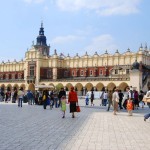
left=0, top=100, right=150, bottom=150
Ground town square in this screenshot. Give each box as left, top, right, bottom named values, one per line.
left=0, top=0, right=150, bottom=150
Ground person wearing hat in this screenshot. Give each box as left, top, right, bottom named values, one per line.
left=68, top=87, right=78, bottom=118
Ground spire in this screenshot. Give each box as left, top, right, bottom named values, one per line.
left=36, top=21, right=47, bottom=46
left=115, top=49, right=119, bottom=53
left=145, top=43, right=147, bottom=50
left=54, top=49, right=57, bottom=55
left=94, top=51, right=98, bottom=55
left=39, top=21, right=44, bottom=35
left=139, top=43, right=143, bottom=51
left=105, top=49, right=108, bottom=54
left=85, top=51, right=88, bottom=56
left=127, top=48, right=130, bottom=52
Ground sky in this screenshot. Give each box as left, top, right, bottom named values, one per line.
left=0, top=0, right=150, bottom=62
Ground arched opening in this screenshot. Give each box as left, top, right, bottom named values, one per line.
left=49, top=83, right=55, bottom=90
left=75, top=83, right=83, bottom=96
left=107, top=82, right=116, bottom=91
left=96, top=83, right=104, bottom=91
left=85, top=83, right=94, bottom=91
left=13, top=84, right=19, bottom=91
left=66, top=83, right=73, bottom=91
left=118, top=82, right=129, bottom=91
left=56, top=83, right=63, bottom=91
left=6, top=84, right=12, bottom=91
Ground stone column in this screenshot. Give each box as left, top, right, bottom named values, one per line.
left=53, top=68, right=57, bottom=80
left=130, top=69, right=142, bottom=92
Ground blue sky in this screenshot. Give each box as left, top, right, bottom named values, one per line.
left=0, top=0, right=149, bottom=61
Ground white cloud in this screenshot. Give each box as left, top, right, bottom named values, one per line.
left=84, top=34, right=118, bottom=54
left=51, top=35, right=84, bottom=45
left=24, top=0, right=45, bottom=4
left=55, top=0, right=141, bottom=16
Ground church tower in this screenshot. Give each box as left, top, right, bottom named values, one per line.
left=35, top=22, right=50, bottom=56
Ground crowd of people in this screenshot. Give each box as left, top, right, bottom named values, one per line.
left=85, top=86, right=150, bottom=118
left=0, top=86, right=150, bottom=120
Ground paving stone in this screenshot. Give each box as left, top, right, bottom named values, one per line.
left=0, top=100, right=150, bottom=150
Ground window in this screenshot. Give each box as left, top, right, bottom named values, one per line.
left=72, top=71, right=75, bottom=76
left=18, top=73, right=22, bottom=79
left=12, top=74, right=16, bottom=79
left=80, top=70, right=84, bottom=76
left=0, top=74, right=3, bottom=79
left=30, top=66, right=35, bottom=76
left=64, top=71, right=68, bottom=77
left=99, top=70, right=103, bottom=75
left=90, top=70, right=93, bottom=76
left=115, top=69, right=118, bottom=74
left=47, top=70, right=51, bottom=78
left=6, top=74, right=9, bottom=79
left=126, top=69, right=129, bottom=74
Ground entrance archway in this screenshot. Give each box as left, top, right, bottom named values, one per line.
left=75, top=83, right=83, bottom=96
left=107, top=82, right=116, bottom=91
left=85, top=83, right=93, bottom=91
left=118, top=82, right=129, bottom=91
left=66, top=83, right=73, bottom=91
left=96, top=82, right=104, bottom=91
left=56, top=83, right=63, bottom=91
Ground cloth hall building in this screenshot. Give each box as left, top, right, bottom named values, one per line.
left=0, top=23, right=150, bottom=95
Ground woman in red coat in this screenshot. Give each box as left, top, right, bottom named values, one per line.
left=68, top=87, right=78, bottom=118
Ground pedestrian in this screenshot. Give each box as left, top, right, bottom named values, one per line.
left=118, top=90, right=124, bottom=109
left=133, top=90, right=139, bottom=109
left=85, top=93, right=89, bottom=105
left=50, top=90, right=54, bottom=107
left=18, top=87, right=24, bottom=107
left=100, top=91, right=104, bottom=106
left=27, top=90, right=34, bottom=105
left=103, top=91, right=108, bottom=106
left=107, top=90, right=113, bottom=111
left=112, top=88, right=119, bottom=115
left=5, top=91, right=11, bottom=103
left=61, top=96, right=67, bottom=118
left=58, top=88, right=66, bottom=107
left=53, top=91, right=58, bottom=108
left=12, top=89, right=17, bottom=103
left=91, top=91, right=94, bottom=106
left=68, top=87, right=78, bottom=118
left=139, top=90, right=144, bottom=108
left=144, top=87, right=150, bottom=121
left=126, top=86, right=133, bottom=116
left=42, top=90, right=48, bottom=109
left=127, top=99, right=133, bottom=116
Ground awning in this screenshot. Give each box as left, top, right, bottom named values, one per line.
left=35, top=85, right=54, bottom=90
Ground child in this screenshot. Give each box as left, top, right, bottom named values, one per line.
left=127, top=100, right=133, bottom=116
left=61, top=96, right=67, bottom=118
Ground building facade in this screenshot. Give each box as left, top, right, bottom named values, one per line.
left=0, top=23, right=150, bottom=94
